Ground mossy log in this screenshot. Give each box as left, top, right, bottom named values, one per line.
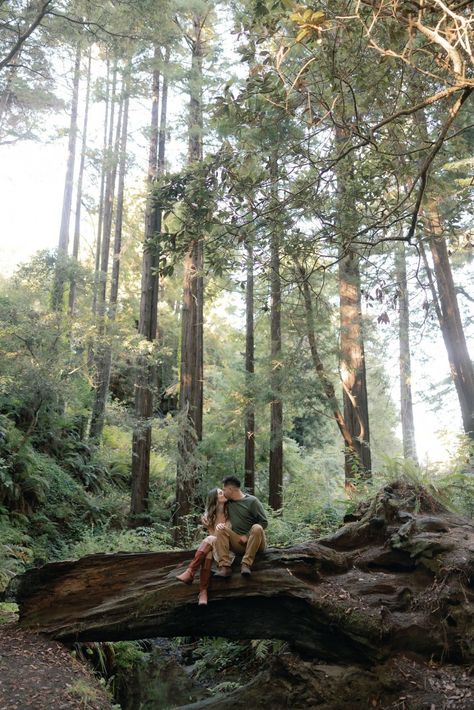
left=15, top=482, right=474, bottom=664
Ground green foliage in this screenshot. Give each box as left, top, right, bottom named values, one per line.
left=342, top=438, right=474, bottom=521
left=250, top=638, right=285, bottom=660
left=210, top=681, right=242, bottom=695
left=0, top=508, right=32, bottom=592
left=0, top=602, right=18, bottom=624
left=66, top=678, right=103, bottom=709
left=192, top=638, right=246, bottom=679
left=65, top=524, right=173, bottom=559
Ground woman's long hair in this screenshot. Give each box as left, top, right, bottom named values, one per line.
left=204, top=487, right=228, bottom=531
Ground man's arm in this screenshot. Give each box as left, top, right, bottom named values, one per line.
left=252, top=498, right=268, bottom=529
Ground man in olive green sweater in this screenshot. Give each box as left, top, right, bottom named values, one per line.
left=214, top=475, right=268, bottom=577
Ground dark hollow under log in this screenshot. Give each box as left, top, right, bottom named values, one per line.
left=15, top=482, right=474, bottom=665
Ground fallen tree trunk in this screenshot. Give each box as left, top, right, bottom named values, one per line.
left=16, top=482, right=474, bottom=665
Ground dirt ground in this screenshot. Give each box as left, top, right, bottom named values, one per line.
left=0, top=621, right=112, bottom=710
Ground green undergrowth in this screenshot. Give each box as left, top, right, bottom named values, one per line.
left=343, top=444, right=474, bottom=520
left=0, top=601, right=18, bottom=624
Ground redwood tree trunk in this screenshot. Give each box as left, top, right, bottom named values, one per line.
left=52, top=42, right=81, bottom=311
left=268, top=196, right=283, bottom=510
left=244, top=240, right=255, bottom=494
left=339, top=249, right=372, bottom=480
left=395, top=242, right=418, bottom=462
left=296, top=261, right=359, bottom=457
left=425, top=201, right=474, bottom=439
left=130, top=48, right=162, bottom=526
left=174, top=15, right=205, bottom=540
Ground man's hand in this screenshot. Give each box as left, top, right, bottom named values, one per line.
left=239, top=535, right=248, bottom=544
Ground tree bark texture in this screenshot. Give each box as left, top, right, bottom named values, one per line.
left=395, top=243, right=418, bottom=462
left=16, top=482, right=474, bottom=670
left=339, top=249, right=372, bottom=480
left=130, top=49, right=163, bottom=526
left=175, top=240, right=203, bottom=531
left=69, top=48, right=92, bottom=317
left=96, top=71, right=121, bottom=320
left=296, top=262, right=359, bottom=456
left=52, top=43, right=81, bottom=312
left=108, top=81, right=129, bottom=313
left=425, top=202, right=474, bottom=439
left=175, top=15, right=205, bottom=540
left=92, top=58, right=111, bottom=318
left=158, top=48, right=169, bottom=176
left=268, top=156, right=283, bottom=511
left=244, top=241, right=255, bottom=494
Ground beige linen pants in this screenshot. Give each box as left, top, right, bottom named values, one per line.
left=215, top=524, right=266, bottom=568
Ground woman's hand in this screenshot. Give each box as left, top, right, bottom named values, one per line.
left=215, top=523, right=227, bottom=531
left=239, top=535, right=248, bottom=544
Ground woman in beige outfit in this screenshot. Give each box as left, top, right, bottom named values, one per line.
left=176, top=487, right=233, bottom=605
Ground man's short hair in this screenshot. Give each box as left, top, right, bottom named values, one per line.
left=222, top=475, right=241, bottom=488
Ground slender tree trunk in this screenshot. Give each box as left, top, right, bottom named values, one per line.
left=244, top=241, right=255, bottom=494
left=89, top=72, right=122, bottom=442
left=424, top=201, right=474, bottom=439
left=339, top=249, right=372, bottom=480
left=97, top=72, right=121, bottom=320
left=52, top=43, right=81, bottom=311
left=395, top=243, right=418, bottom=462
left=174, top=15, right=205, bottom=540
left=158, top=48, right=169, bottom=175
left=108, top=84, right=129, bottom=313
left=92, top=58, right=111, bottom=318
left=69, top=48, right=92, bottom=316
left=268, top=154, right=283, bottom=510
left=130, top=48, right=162, bottom=526
left=89, top=81, right=130, bottom=448
left=296, top=261, right=359, bottom=457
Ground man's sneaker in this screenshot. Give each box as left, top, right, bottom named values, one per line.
left=214, top=566, right=232, bottom=578
left=240, top=564, right=252, bottom=576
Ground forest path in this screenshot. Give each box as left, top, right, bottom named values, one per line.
left=0, top=619, right=112, bottom=710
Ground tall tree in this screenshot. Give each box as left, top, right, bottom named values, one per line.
left=174, top=11, right=206, bottom=540
left=52, top=42, right=81, bottom=311
left=244, top=239, right=255, bottom=494
left=395, top=243, right=418, bottom=463
left=334, top=123, right=372, bottom=481
left=92, top=57, right=111, bottom=318
left=89, top=64, right=123, bottom=441
left=130, top=47, right=164, bottom=526
left=296, top=260, right=361, bottom=461
left=424, top=200, right=474, bottom=440
left=69, top=47, right=92, bottom=316
left=268, top=154, right=283, bottom=509
left=338, top=248, right=372, bottom=480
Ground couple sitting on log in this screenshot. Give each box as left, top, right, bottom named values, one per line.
left=176, top=475, right=268, bottom=606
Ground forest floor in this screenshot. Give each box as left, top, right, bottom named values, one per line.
left=1, top=606, right=473, bottom=709
left=0, top=610, right=112, bottom=710
left=216, top=650, right=474, bottom=710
